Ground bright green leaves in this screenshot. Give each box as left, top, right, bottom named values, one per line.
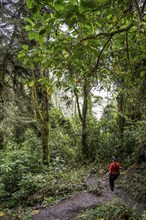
left=24, top=15, right=46, bottom=43
left=28, top=31, right=35, bottom=40
left=22, top=44, right=29, bottom=50
left=29, top=80, right=35, bottom=87
left=54, top=1, right=66, bottom=12
left=25, top=0, right=55, bottom=45
left=21, top=0, right=146, bottom=92
left=18, top=52, right=25, bottom=59
left=24, top=15, right=50, bottom=44
left=29, top=77, right=54, bottom=96
left=18, top=45, right=41, bottom=70
left=39, top=77, right=54, bottom=95
left=24, top=17, right=34, bottom=26
left=26, top=0, right=34, bottom=9
left=28, top=31, right=45, bottom=43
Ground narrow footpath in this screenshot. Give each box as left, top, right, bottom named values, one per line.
left=32, top=175, right=145, bottom=220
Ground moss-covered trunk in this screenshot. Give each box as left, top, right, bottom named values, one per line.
left=32, top=72, right=50, bottom=165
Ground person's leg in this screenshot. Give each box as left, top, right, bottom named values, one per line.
left=114, top=172, right=119, bottom=180
left=109, top=174, right=114, bottom=191
left=112, top=173, right=120, bottom=191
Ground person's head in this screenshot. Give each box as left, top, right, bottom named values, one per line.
left=112, top=156, right=117, bottom=162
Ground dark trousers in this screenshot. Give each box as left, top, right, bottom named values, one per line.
left=109, top=172, right=120, bottom=191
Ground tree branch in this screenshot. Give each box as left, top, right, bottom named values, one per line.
left=80, top=23, right=133, bottom=43
left=91, top=35, right=112, bottom=73
left=74, top=89, right=83, bottom=122
left=132, top=0, right=143, bottom=21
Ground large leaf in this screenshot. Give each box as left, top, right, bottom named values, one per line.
left=28, top=31, right=35, bottom=40
left=26, top=0, right=34, bottom=9
left=24, top=18, right=34, bottom=26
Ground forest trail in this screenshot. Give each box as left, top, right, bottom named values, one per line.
left=32, top=175, right=145, bottom=220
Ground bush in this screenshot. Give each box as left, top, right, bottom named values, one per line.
left=0, top=128, right=45, bottom=203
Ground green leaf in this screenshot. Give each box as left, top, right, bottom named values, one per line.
left=22, top=44, right=29, bottom=50
left=107, top=14, right=112, bottom=20
left=29, top=81, right=35, bottom=87
left=25, top=25, right=32, bottom=31
left=33, top=56, right=42, bottom=62
left=28, top=31, right=35, bottom=40
left=38, top=35, right=45, bottom=44
left=140, top=70, right=145, bottom=78
left=29, top=62, right=34, bottom=70
left=34, top=23, right=43, bottom=30
left=69, top=0, right=77, bottom=4
left=24, top=17, right=34, bottom=26
left=33, top=13, right=42, bottom=20
left=26, top=0, right=34, bottom=9
left=47, top=86, right=54, bottom=95
left=56, top=71, right=62, bottom=79
left=18, top=52, right=25, bottom=59
left=54, top=2, right=66, bottom=11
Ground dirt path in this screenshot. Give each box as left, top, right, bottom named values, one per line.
left=32, top=176, right=145, bottom=220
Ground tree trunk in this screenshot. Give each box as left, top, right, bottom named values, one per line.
left=81, top=80, right=89, bottom=158
left=0, top=70, right=4, bottom=149
left=74, top=79, right=89, bottom=159
left=32, top=71, right=50, bottom=165
left=13, top=74, right=26, bottom=145
left=116, top=91, right=125, bottom=145
left=41, top=90, right=50, bottom=165
left=0, top=55, right=8, bottom=149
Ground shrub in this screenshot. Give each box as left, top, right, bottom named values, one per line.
left=0, top=147, right=44, bottom=206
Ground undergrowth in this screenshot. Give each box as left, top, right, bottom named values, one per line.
left=76, top=198, right=141, bottom=220
left=119, top=163, right=146, bottom=204
left=0, top=163, right=89, bottom=220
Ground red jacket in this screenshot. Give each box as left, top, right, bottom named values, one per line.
left=109, top=162, right=120, bottom=175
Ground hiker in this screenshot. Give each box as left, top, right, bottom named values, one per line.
left=109, top=156, right=120, bottom=192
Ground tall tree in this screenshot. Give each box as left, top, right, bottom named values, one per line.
left=19, top=0, right=146, bottom=161
left=0, top=0, right=28, bottom=148
left=30, top=71, right=51, bottom=165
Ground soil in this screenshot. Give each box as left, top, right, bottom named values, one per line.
left=32, top=175, right=145, bottom=220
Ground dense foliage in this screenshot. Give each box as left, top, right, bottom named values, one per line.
left=0, top=0, right=146, bottom=219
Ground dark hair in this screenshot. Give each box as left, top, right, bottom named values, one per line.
left=112, top=156, right=117, bottom=162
